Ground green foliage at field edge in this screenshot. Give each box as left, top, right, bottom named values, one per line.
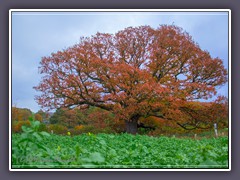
left=12, top=133, right=228, bottom=169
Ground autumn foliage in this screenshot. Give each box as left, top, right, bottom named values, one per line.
left=34, top=25, right=228, bottom=134
left=48, top=106, right=118, bottom=134
left=12, top=107, right=32, bottom=121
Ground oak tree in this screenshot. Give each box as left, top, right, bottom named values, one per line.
left=34, top=25, right=227, bottom=134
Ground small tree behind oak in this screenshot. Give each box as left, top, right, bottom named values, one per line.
left=176, top=96, right=228, bottom=130
left=34, top=25, right=227, bottom=134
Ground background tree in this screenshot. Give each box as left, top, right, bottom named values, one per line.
left=34, top=25, right=227, bottom=134
left=177, top=96, right=228, bottom=130
left=12, top=106, right=32, bottom=133
left=35, top=109, right=49, bottom=120
left=12, top=106, right=20, bottom=122
left=34, top=113, right=43, bottom=122
left=49, top=108, right=84, bottom=128
left=48, top=106, right=116, bottom=130
left=12, top=107, right=32, bottom=121
left=62, top=108, right=79, bottom=128
left=205, top=96, right=228, bottom=128
left=49, top=108, right=65, bottom=124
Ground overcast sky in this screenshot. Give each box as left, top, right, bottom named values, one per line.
left=11, top=11, right=229, bottom=113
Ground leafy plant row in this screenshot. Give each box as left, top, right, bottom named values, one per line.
left=12, top=119, right=228, bottom=169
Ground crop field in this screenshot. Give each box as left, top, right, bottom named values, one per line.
left=12, top=132, right=228, bottom=169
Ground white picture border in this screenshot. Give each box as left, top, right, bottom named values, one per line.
left=9, top=9, right=231, bottom=171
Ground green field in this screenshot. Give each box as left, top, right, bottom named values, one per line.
left=12, top=132, right=228, bottom=169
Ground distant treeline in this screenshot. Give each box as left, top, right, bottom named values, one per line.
left=11, top=102, right=228, bottom=136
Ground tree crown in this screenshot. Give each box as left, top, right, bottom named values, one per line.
left=34, top=25, right=227, bottom=121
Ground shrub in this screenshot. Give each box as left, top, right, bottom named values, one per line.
left=74, top=125, right=84, bottom=131
left=38, top=123, right=47, bottom=132
left=12, top=120, right=31, bottom=133
left=99, top=127, right=115, bottom=134
left=110, top=119, right=125, bottom=133
left=80, top=125, right=96, bottom=133
left=47, top=124, right=68, bottom=135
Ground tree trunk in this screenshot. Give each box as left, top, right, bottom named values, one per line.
left=125, top=118, right=138, bottom=134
